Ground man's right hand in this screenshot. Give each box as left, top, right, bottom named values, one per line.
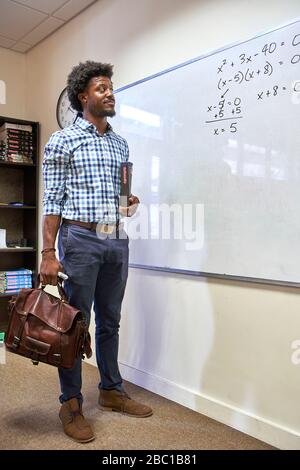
left=40, top=252, right=64, bottom=286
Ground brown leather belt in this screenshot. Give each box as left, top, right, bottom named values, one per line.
left=62, top=218, right=121, bottom=234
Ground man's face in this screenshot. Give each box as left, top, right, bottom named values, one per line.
left=81, top=76, right=115, bottom=117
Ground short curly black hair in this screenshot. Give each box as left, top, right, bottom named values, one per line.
left=67, top=60, right=114, bottom=112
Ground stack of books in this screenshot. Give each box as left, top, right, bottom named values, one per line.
left=0, top=123, right=33, bottom=164
left=0, top=268, right=32, bottom=294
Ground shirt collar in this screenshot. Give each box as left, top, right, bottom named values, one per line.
left=75, top=114, right=113, bottom=133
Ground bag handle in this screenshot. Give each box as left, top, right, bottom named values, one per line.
left=37, top=274, right=68, bottom=303
left=56, top=279, right=68, bottom=303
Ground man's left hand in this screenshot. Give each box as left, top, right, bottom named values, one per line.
left=119, top=194, right=140, bottom=217
left=128, top=194, right=140, bottom=216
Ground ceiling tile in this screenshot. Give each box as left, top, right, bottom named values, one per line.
left=12, top=0, right=69, bottom=15
left=54, top=0, right=96, bottom=21
left=0, top=35, right=16, bottom=48
left=0, top=0, right=47, bottom=41
left=21, top=16, right=64, bottom=46
left=11, top=41, right=32, bottom=53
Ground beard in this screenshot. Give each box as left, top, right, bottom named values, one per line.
left=104, top=108, right=116, bottom=118
left=90, top=103, right=116, bottom=118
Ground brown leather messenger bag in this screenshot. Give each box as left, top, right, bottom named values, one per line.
left=5, top=279, right=92, bottom=368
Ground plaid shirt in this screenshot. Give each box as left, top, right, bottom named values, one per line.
left=43, top=116, right=129, bottom=223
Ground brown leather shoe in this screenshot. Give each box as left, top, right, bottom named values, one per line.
left=98, top=389, right=153, bottom=417
left=59, top=398, right=95, bottom=443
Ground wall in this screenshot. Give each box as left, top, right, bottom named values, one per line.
left=25, top=0, right=300, bottom=449
left=0, top=48, right=26, bottom=119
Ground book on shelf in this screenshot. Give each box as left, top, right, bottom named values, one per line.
left=0, top=131, right=33, bottom=142
left=5, top=287, right=31, bottom=294
left=0, top=202, right=36, bottom=208
left=5, top=280, right=32, bottom=286
left=0, top=122, right=32, bottom=133
left=5, top=268, right=32, bottom=276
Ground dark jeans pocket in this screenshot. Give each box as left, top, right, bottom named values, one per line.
left=59, top=224, right=70, bottom=259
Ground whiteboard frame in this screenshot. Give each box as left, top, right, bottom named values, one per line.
left=128, top=264, right=300, bottom=288
left=114, top=17, right=300, bottom=288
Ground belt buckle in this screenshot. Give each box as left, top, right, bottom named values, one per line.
left=99, top=224, right=114, bottom=234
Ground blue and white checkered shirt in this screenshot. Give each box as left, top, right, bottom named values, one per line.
left=43, top=116, right=129, bottom=223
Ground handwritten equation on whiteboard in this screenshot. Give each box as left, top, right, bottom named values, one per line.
left=205, top=32, right=300, bottom=135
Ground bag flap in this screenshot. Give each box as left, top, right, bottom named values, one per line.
left=24, top=336, right=50, bottom=356
left=13, top=288, right=82, bottom=333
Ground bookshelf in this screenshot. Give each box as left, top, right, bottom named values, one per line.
left=0, top=116, right=39, bottom=332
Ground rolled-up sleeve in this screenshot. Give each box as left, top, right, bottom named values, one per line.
left=42, top=132, right=70, bottom=216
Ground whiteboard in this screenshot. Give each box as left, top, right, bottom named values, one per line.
left=111, top=19, right=300, bottom=285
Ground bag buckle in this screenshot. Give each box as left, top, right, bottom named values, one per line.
left=31, top=352, right=39, bottom=365
left=12, top=336, right=20, bottom=349
left=52, top=353, right=61, bottom=365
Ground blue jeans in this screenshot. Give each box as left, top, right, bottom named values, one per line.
left=57, top=223, right=129, bottom=403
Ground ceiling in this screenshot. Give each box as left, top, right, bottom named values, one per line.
left=0, top=0, right=97, bottom=53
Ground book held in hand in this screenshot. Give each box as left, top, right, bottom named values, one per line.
left=120, top=162, right=133, bottom=215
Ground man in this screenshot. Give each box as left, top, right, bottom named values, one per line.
left=40, top=61, right=152, bottom=443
